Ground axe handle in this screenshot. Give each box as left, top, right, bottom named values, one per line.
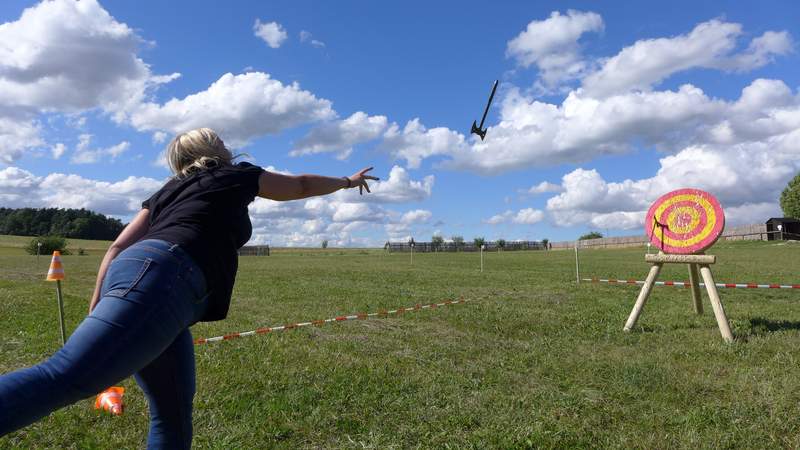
left=478, top=80, right=498, bottom=129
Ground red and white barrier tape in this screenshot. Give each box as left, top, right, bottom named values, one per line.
left=583, top=278, right=800, bottom=289
left=194, top=298, right=468, bottom=345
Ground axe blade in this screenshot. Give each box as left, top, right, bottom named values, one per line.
left=471, top=120, right=487, bottom=141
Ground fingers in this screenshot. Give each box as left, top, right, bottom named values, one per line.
left=349, top=167, right=377, bottom=195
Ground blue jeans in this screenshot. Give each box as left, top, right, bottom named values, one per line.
left=0, top=239, right=208, bottom=449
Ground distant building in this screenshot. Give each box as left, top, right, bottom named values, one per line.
left=238, top=245, right=270, bottom=256
left=765, top=218, right=800, bottom=240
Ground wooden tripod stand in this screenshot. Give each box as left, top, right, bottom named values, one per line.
left=623, top=253, right=733, bottom=342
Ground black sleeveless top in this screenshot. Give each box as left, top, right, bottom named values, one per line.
left=141, top=162, right=264, bottom=321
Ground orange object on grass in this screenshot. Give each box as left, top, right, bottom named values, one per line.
left=46, top=251, right=65, bottom=281
left=95, top=387, right=125, bottom=415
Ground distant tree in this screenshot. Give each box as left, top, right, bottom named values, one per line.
left=579, top=231, right=603, bottom=240
left=0, top=207, right=123, bottom=240
left=541, top=238, right=549, bottom=249
left=781, top=172, right=800, bottom=219
left=473, top=237, right=485, bottom=248
left=321, top=240, right=328, bottom=249
left=431, top=235, right=444, bottom=251
left=496, top=238, right=506, bottom=250
left=451, top=235, right=464, bottom=251
left=26, top=236, right=69, bottom=255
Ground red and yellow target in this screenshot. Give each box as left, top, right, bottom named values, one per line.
left=645, top=188, right=725, bottom=254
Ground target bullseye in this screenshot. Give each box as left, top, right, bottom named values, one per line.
left=645, top=188, right=724, bottom=254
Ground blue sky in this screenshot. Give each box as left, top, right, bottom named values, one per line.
left=1, top=0, right=799, bottom=246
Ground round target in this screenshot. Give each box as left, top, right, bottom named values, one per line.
left=645, top=188, right=725, bottom=254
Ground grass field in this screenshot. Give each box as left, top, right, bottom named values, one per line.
left=1, top=236, right=799, bottom=448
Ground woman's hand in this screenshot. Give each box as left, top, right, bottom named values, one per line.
left=347, top=167, right=379, bottom=195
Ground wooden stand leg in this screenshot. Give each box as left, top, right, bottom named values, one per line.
left=624, top=263, right=662, bottom=331
left=698, top=265, right=734, bottom=343
left=688, top=263, right=703, bottom=315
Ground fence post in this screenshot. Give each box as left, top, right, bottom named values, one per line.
left=574, top=241, right=580, bottom=284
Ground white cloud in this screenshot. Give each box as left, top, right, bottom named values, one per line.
left=444, top=74, right=800, bottom=175
left=152, top=131, right=168, bottom=144
left=0, top=166, right=40, bottom=205
left=378, top=19, right=794, bottom=175
left=51, top=142, right=66, bottom=159
left=485, top=210, right=513, bottom=225
left=253, top=20, right=287, bottom=48
left=67, top=116, right=87, bottom=130
left=380, top=119, right=466, bottom=168
left=70, top=134, right=130, bottom=164
left=526, top=181, right=563, bottom=195
left=545, top=133, right=800, bottom=230
left=485, top=208, right=544, bottom=225
left=0, top=0, right=176, bottom=113
left=401, top=209, right=432, bottom=224
left=299, top=30, right=325, bottom=48
left=581, top=20, right=792, bottom=98
left=724, top=202, right=783, bottom=225
left=337, top=165, right=433, bottom=204
left=513, top=208, right=544, bottom=224
left=506, top=10, right=603, bottom=89
left=128, top=72, right=335, bottom=148
left=0, top=166, right=162, bottom=215
left=383, top=209, right=432, bottom=239
left=0, top=3, right=339, bottom=164
left=0, top=116, right=42, bottom=163
left=445, top=84, right=724, bottom=174
left=332, top=202, right=381, bottom=222
left=719, top=31, right=793, bottom=71
left=587, top=211, right=643, bottom=231
left=0, top=0, right=177, bottom=163
left=302, top=218, right=325, bottom=234
left=290, top=111, right=388, bottom=159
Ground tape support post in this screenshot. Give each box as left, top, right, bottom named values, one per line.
left=194, top=298, right=468, bottom=345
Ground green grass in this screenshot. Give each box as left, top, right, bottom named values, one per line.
left=1, top=237, right=799, bottom=448
left=0, top=234, right=111, bottom=257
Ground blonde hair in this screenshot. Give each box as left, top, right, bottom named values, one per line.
left=166, top=128, right=236, bottom=178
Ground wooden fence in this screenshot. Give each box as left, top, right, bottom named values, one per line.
left=238, top=245, right=270, bottom=256
left=550, top=223, right=777, bottom=250
left=385, top=240, right=547, bottom=253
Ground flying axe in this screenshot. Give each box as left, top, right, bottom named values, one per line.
left=470, top=80, right=498, bottom=141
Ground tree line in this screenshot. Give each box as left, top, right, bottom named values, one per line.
left=0, top=207, right=124, bottom=240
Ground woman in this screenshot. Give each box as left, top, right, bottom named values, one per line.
left=0, top=128, right=378, bottom=448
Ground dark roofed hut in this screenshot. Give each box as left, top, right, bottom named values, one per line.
left=765, top=217, right=800, bottom=240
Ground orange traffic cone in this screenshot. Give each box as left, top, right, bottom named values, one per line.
left=95, top=387, right=125, bottom=415
left=46, top=250, right=65, bottom=281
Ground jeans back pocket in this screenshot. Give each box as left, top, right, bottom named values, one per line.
left=104, top=257, right=153, bottom=298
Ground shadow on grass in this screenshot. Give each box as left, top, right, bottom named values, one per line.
left=746, top=317, right=800, bottom=338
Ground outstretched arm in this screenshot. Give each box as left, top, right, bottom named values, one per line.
left=258, top=167, right=379, bottom=201
left=88, top=208, right=151, bottom=313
